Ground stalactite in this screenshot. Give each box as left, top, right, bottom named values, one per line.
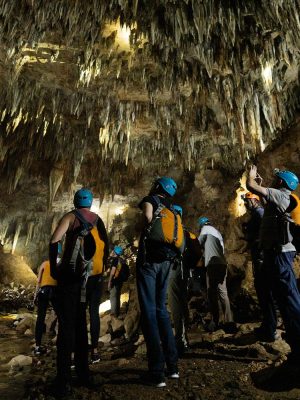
left=48, top=165, right=64, bottom=210
left=25, top=221, right=34, bottom=247
left=12, top=221, right=22, bottom=254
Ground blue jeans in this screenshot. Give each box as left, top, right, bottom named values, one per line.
left=262, top=250, right=300, bottom=354
left=137, top=260, right=178, bottom=379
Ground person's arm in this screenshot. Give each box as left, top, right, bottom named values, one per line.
left=246, top=165, right=268, bottom=197
left=34, top=263, right=45, bottom=303
left=97, top=217, right=109, bottom=268
left=49, top=213, right=73, bottom=277
left=142, top=202, right=153, bottom=224
left=108, top=266, right=116, bottom=290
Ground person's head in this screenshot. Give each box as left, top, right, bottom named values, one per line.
left=272, top=169, right=299, bottom=191
left=198, top=216, right=210, bottom=231
left=149, top=177, right=177, bottom=198
left=173, top=205, right=183, bottom=217
left=74, top=188, right=93, bottom=209
left=113, top=245, right=123, bottom=256
left=242, top=192, right=261, bottom=210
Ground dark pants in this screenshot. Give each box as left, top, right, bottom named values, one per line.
left=262, top=250, right=300, bottom=354
left=86, top=275, right=103, bottom=349
left=168, top=262, right=189, bottom=349
left=55, top=283, right=89, bottom=387
left=35, top=286, right=57, bottom=346
left=137, top=260, right=178, bottom=380
left=110, top=281, right=123, bottom=317
left=251, top=252, right=277, bottom=335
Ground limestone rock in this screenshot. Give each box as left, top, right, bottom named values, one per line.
left=8, top=355, right=32, bottom=369
left=111, top=317, right=124, bottom=333
left=99, top=334, right=111, bottom=344
left=100, top=314, right=111, bottom=337
left=16, top=315, right=36, bottom=334
left=0, top=253, right=36, bottom=286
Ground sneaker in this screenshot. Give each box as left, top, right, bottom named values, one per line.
left=91, top=353, right=101, bottom=364
left=156, top=381, right=167, bottom=388
left=142, top=374, right=166, bottom=388
left=167, top=372, right=179, bottom=379
left=33, top=346, right=47, bottom=356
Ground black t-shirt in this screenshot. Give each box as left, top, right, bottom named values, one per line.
left=138, top=195, right=177, bottom=263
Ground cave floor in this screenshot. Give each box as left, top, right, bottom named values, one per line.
left=1, top=316, right=300, bottom=400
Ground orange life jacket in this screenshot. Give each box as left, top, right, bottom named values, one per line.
left=40, top=261, right=57, bottom=287
left=291, top=193, right=300, bottom=225
left=146, top=196, right=185, bottom=254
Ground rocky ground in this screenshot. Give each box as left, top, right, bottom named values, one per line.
left=2, top=311, right=300, bottom=400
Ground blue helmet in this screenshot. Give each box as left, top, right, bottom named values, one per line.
left=74, top=188, right=93, bottom=208
left=198, top=216, right=210, bottom=227
left=275, top=170, right=299, bottom=191
left=156, top=177, right=177, bottom=197
left=114, top=245, right=123, bottom=256
left=173, top=205, right=183, bottom=217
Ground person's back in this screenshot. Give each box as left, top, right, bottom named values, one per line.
left=259, top=186, right=295, bottom=252
left=199, top=225, right=226, bottom=267
left=49, top=188, right=107, bottom=396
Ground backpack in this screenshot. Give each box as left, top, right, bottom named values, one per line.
left=289, top=194, right=300, bottom=253
left=145, top=196, right=185, bottom=254
left=114, top=259, right=130, bottom=283
left=60, top=210, right=98, bottom=282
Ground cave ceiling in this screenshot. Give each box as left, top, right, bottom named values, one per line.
left=0, top=0, right=300, bottom=201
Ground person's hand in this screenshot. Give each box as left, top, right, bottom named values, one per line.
left=249, top=165, right=257, bottom=179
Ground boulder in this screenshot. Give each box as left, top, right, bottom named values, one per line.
left=16, top=315, right=36, bottom=334
left=8, top=355, right=32, bottom=370
left=100, top=314, right=111, bottom=337
left=124, top=309, right=140, bottom=339
left=99, top=334, right=111, bottom=344
left=0, top=253, right=36, bottom=286
left=111, top=317, right=124, bottom=333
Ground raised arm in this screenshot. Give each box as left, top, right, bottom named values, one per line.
left=246, top=165, right=268, bottom=197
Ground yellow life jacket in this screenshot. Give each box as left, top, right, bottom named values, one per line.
left=146, top=197, right=185, bottom=253
left=291, top=194, right=300, bottom=225
left=90, top=226, right=105, bottom=275
left=40, top=261, right=57, bottom=287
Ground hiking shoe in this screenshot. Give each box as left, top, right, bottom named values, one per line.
left=91, top=353, right=101, bottom=364
left=33, top=346, right=47, bottom=356
left=142, top=374, right=166, bottom=388
left=254, top=327, right=280, bottom=342
left=156, top=381, right=167, bottom=388
left=167, top=372, right=179, bottom=379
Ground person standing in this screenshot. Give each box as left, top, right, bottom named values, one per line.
left=242, top=192, right=278, bottom=340
left=136, top=177, right=182, bottom=387
left=85, top=217, right=109, bottom=364
left=168, top=205, right=202, bottom=356
left=108, top=246, right=125, bottom=317
left=49, top=188, right=108, bottom=396
left=247, top=165, right=300, bottom=362
left=198, top=217, right=234, bottom=332
left=33, top=255, right=59, bottom=355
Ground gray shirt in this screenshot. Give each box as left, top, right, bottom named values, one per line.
left=198, top=225, right=226, bottom=266
left=259, top=187, right=295, bottom=252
